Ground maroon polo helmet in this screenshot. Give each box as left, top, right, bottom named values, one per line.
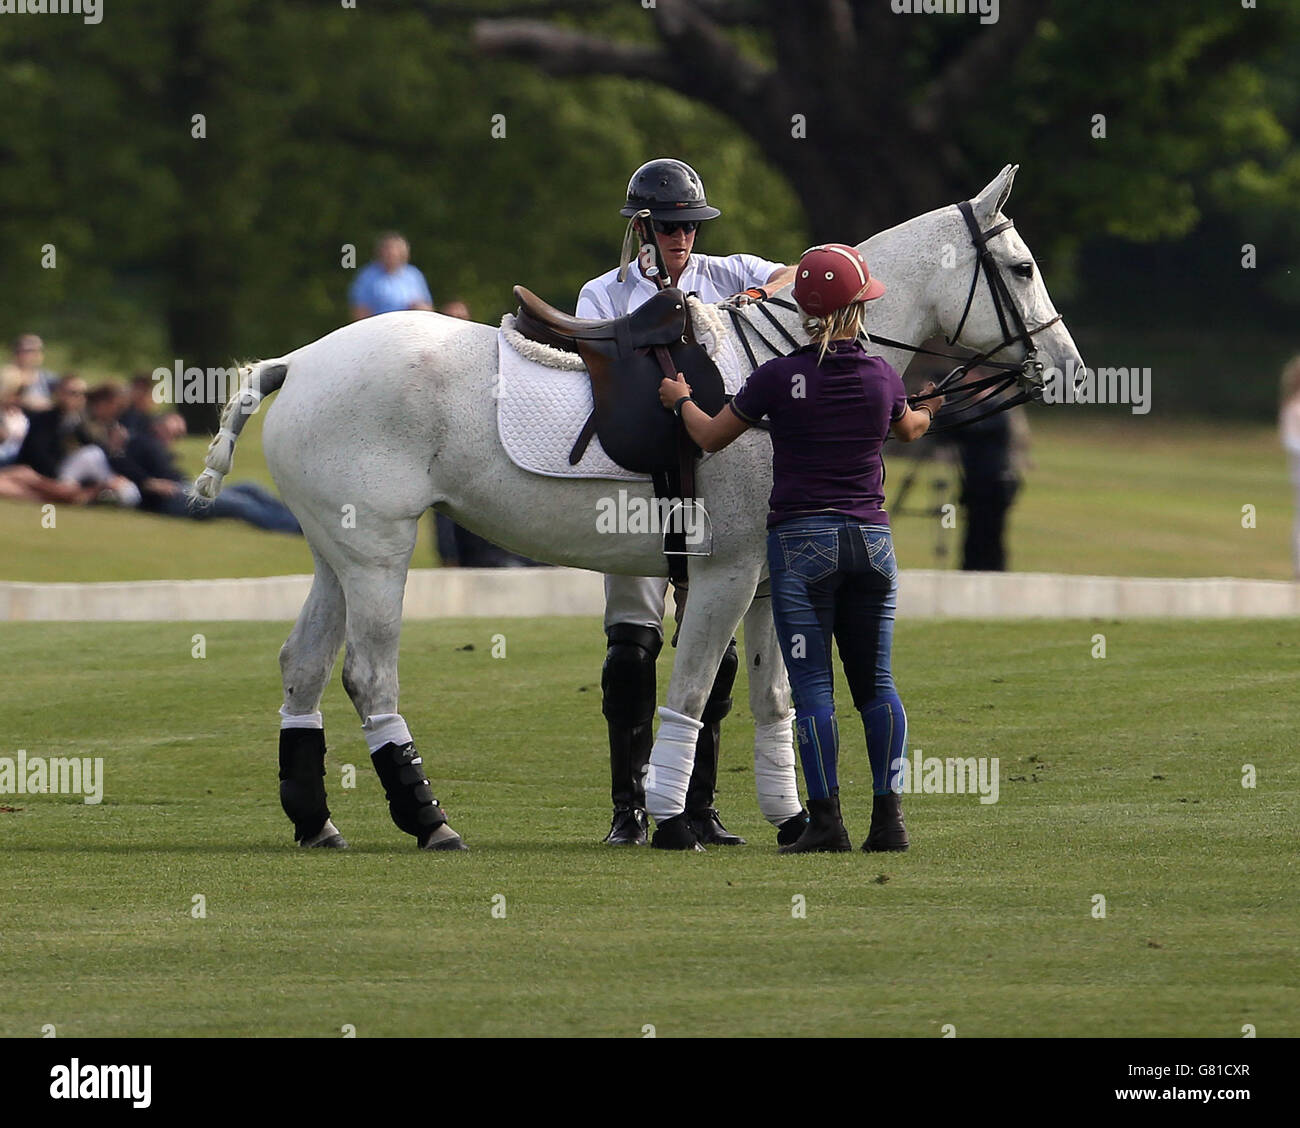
left=792, top=243, right=887, bottom=317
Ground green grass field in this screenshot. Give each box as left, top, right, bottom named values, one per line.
left=1, top=412, right=1295, bottom=582
left=2, top=616, right=1296, bottom=1037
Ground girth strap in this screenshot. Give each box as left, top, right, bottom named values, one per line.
left=568, top=410, right=598, bottom=465
left=649, top=342, right=693, bottom=587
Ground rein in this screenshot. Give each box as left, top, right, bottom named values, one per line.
left=722, top=199, right=1064, bottom=436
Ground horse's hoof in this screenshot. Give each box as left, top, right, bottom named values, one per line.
left=311, top=833, right=349, bottom=849
left=650, top=813, right=706, bottom=852
left=776, top=809, right=809, bottom=846
left=300, top=819, right=348, bottom=849
left=420, top=823, right=468, bottom=851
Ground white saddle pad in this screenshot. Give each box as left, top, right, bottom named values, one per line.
left=496, top=298, right=749, bottom=481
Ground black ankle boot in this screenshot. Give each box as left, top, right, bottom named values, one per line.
left=862, top=792, right=909, bottom=852
left=779, top=791, right=851, bottom=854
left=605, top=806, right=648, bottom=846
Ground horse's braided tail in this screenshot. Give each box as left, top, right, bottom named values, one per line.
left=192, top=359, right=289, bottom=500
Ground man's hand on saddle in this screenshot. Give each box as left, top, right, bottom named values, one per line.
left=723, top=287, right=768, bottom=308
left=659, top=372, right=692, bottom=411
left=723, top=265, right=795, bottom=308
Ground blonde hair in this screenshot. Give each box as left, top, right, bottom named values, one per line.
left=802, top=302, right=867, bottom=363
left=1280, top=355, right=1300, bottom=407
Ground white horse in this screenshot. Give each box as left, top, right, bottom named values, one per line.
left=195, top=165, right=1083, bottom=851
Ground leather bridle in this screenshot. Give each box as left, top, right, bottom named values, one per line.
left=946, top=200, right=1062, bottom=366
left=724, top=199, right=1065, bottom=435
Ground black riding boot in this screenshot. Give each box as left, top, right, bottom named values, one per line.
left=686, top=637, right=746, bottom=846
left=605, top=719, right=651, bottom=845
left=779, top=790, right=851, bottom=854
left=602, top=624, right=661, bottom=845
left=687, top=720, right=745, bottom=845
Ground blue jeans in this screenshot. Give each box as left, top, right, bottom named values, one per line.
left=156, top=482, right=302, bottom=534
left=767, top=515, right=906, bottom=798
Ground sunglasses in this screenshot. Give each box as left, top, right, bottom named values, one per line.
left=651, top=220, right=699, bottom=235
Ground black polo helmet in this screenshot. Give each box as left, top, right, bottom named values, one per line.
left=620, top=158, right=722, bottom=221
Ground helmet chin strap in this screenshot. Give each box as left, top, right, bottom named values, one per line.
left=617, top=209, right=671, bottom=290
left=617, top=209, right=650, bottom=282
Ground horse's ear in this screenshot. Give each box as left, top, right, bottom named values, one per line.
left=972, top=164, right=1019, bottom=219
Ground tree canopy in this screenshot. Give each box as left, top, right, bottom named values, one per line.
left=0, top=0, right=1295, bottom=420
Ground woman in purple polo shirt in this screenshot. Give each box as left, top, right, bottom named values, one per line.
left=659, top=243, right=944, bottom=853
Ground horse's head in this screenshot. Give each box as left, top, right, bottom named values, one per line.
left=927, top=164, right=1085, bottom=390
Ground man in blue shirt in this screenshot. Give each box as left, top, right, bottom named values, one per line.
left=349, top=232, right=435, bottom=319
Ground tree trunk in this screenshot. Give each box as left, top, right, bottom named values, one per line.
left=471, top=0, right=1051, bottom=242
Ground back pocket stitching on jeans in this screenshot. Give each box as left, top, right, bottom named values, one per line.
left=861, top=529, right=896, bottom=579
left=779, top=531, right=838, bottom=581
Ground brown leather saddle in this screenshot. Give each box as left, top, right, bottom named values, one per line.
left=513, top=285, right=724, bottom=473
left=512, top=284, right=726, bottom=580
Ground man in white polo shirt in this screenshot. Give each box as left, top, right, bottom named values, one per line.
left=577, top=158, right=800, bottom=849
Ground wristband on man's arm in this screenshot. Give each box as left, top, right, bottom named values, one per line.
left=673, top=395, right=695, bottom=417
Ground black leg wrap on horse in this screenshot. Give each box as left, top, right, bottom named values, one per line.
left=370, top=741, right=448, bottom=841
left=279, top=727, right=331, bottom=843
left=687, top=638, right=738, bottom=813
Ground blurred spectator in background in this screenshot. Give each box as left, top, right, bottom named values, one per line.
left=119, top=411, right=301, bottom=534
left=349, top=232, right=434, bottom=320
left=441, top=299, right=471, bottom=320
left=0, top=364, right=97, bottom=503
left=120, top=372, right=159, bottom=437
left=0, top=365, right=31, bottom=466
left=948, top=367, right=1030, bottom=571
left=11, top=333, right=56, bottom=410
left=84, top=382, right=131, bottom=457
left=0, top=463, right=93, bottom=503
left=17, top=374, right=139, bottom=506
left=1280, top=355, right=1300, bottom=579
left=435, top=512, right=542, bottom=567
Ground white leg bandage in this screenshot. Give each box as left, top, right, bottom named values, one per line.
left=362, top=712, right=412, bottom=753
left=645, top=706, right=702, bottom=822
left=279, top=706, right=323, bottom=730
left=754, top=711, right=803, bottom=824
